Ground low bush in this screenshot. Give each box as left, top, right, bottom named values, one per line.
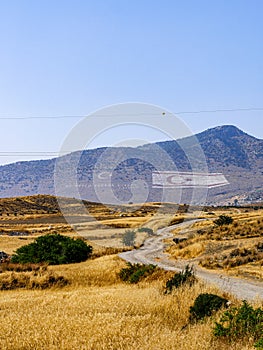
left=165, top=265, right=196, bottom=293
left=189, top=293, right=228, bottom=322
left=137, top=227, right=154, bottom=235
left=214, top=215, right=233, bottom=226
left=11, top=233, right=92, bottom=265
left=255, top=338, right=263, bottom=349
left=214, top=300, right=263, bottom=347
left=119, top=262, right=156, bottom=284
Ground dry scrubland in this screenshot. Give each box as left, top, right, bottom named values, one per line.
left=0, top=195, right=177, bottom=249
left=1, top=196, right=263, bottom=349
left=168, top=208, right=263, bottom=279
left=0, top=253, right=260, bottom=350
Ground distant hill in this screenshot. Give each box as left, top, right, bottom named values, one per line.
left=0, top=125, right=262, bottom=205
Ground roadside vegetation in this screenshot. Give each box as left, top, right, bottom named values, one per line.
left=119, top=262, right=157, bottom=283
left=165, top=264, right=196, bottom=293
left=167, top=210, right=263, bottom=279
left=200, top=242, right=263, bottom=269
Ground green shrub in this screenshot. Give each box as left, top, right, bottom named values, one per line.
left=214, top=300, right=263, bottom=347
left=214, top=215, right=233, bottom=226
left=190, top=293, right=228, bottom=322
left=137, top=227, right=154, bottom=235
left=255, top=338, right=263, bottom=349
left=165, top=265, right=196, bottom=293
left=11, top=234, right=92, bottom=265
left=119, top=262, right=156, bottom=283
left=122, top=230, right=136, bottom=246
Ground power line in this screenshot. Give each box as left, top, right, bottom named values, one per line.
left=0, top=152, right=69, bottom=157
left=0, top=152, right=59, bottom=153
left=0, top=107, right=262, bottom=119
left=0, top=116, right=83, bottom=120
left=0, top=106, right=261, bottom=158
left=174, top=107, right=263, bottom=115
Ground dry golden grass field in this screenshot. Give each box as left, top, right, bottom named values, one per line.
left=1, top=253, right=260, bottom=350
left=0, top=195, right=263, bottom=349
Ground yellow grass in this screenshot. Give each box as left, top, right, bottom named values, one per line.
left=169, top=242, right=206, bottom=259
left=167, top=210, right=263, bottom=279
left=0, top=195, right=177, bottom=251
left=0, top=197, right=262, bottom=348
left=0, top=254, right=258, bottom=350
left=0, top=236, right=35, bottom=255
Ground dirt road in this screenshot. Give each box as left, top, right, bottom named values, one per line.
left=119, top=220, right=263, bottom=301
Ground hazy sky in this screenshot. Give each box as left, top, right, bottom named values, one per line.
left=0, top=0, right=262, bottom=165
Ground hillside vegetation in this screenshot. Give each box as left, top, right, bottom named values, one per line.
left=167, top=208, right=263, bottom=279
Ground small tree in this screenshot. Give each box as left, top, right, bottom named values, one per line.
left=11, top=234, right=92, bottom=265
left=122, top=230, right=136, bottom=246
left=214, top=215, right=233, bottom=226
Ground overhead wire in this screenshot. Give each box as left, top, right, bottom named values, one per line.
left=0, top=107, right=262, bottom=119
left=0, top=106, right=262, bottom=157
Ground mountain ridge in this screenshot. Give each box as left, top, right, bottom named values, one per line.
left=0, top=125, right=262, bottom=205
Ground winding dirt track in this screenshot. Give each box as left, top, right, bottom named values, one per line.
left=119, top=220, right=263, bottom=301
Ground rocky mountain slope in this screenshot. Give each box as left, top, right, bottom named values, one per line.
left=0, top=125, right=262, bottom=205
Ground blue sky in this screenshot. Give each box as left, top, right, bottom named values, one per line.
left=0, top=0, right=262, bottom=164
